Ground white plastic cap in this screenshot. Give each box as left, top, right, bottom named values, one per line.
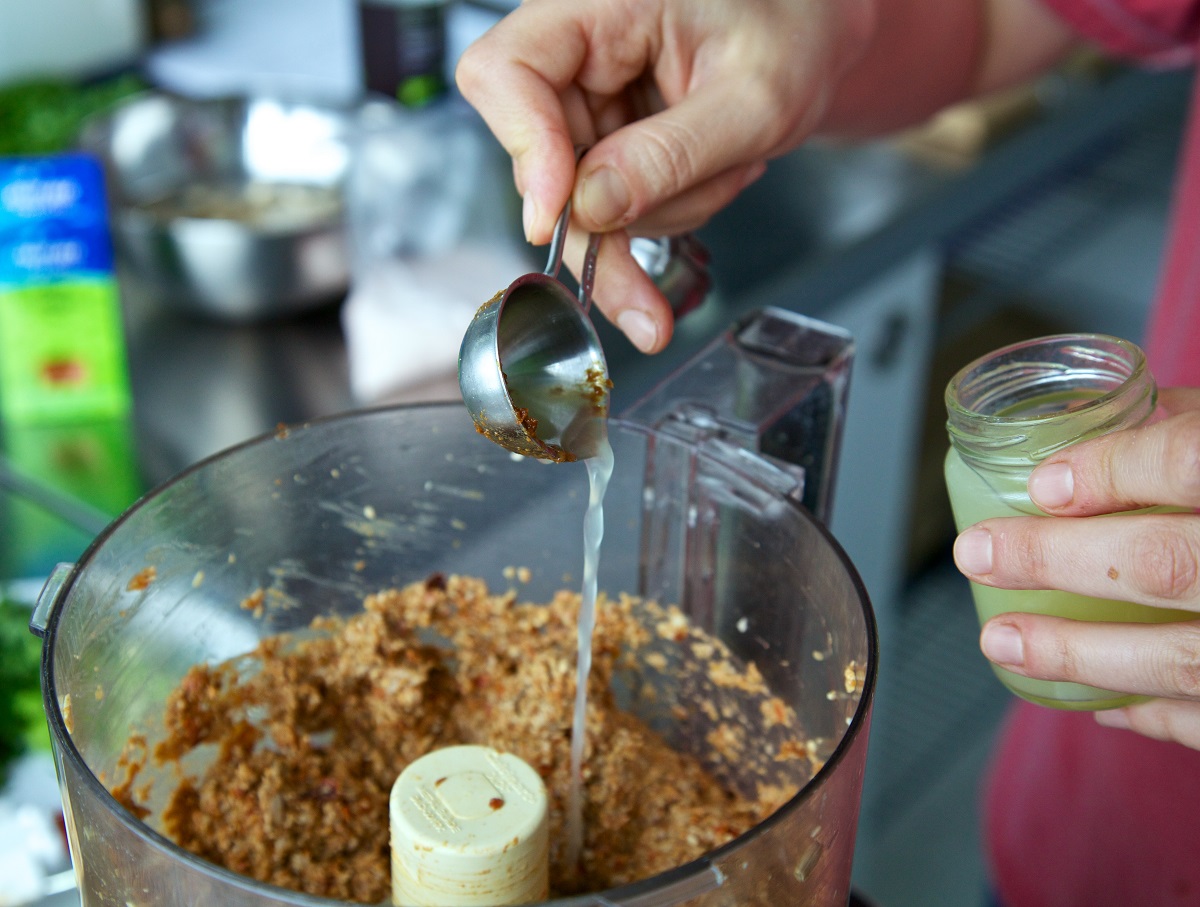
left=390, top=745, right=550, bottom=906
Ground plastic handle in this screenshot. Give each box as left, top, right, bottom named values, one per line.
left=30, top=562, right=75, bottom=639
left=621, top=306, right=854, bottom=523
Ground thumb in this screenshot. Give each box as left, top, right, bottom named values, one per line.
left=571, top=82, right=795, bottom=232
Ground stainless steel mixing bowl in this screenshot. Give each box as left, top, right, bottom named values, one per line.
left=79, top=92, right=352, bottom=322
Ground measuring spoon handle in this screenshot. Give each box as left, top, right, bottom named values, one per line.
left=541, top=195, right=601, bottom=314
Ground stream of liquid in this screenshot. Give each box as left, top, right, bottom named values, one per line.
left=565, top=428, right=614, bottom=872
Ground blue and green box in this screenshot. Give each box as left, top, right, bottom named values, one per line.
left=0, top=154, right=131, bottom=423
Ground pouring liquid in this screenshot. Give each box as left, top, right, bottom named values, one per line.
left=565, top=423, right=614, bottom=873
left=510, top=364, right=613, bottom=872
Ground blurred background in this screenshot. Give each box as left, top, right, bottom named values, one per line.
left=0, top=1, right=1188, bottom=905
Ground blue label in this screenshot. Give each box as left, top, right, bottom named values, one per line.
left=0, top=154, right=110, bottom=230
left=0, top=154, right=115, bottom=283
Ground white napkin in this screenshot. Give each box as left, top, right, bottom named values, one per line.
left=341, top=240, right=533, bottom=404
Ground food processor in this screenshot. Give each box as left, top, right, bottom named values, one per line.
left=30, top=307, right=876, bottom=907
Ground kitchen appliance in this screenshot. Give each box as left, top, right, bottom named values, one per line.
left=31, top=307, right=875, bottom=906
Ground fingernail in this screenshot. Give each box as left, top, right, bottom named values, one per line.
left=954, top=528, right=993, bottom=575
left=579, top=166, right=631, bottom=228
left=616, top=309, right=658, bottom=353
left=1030, top=461, right=1074, bottom=509
left=1096, top=708, right=1131, bottom=730
left=980, top=622, right=1025, bottom=666
left=522, top=194, right=539, bottom=242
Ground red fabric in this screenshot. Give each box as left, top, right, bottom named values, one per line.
left=1040, top=0, right=1200, bottom=62
left=1142, top=56, right=1200, bottom=386
left=985, top=703, right=1200, bottom=906
left=983, top=4, right=1200, bottom=907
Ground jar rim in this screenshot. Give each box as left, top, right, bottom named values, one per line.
left=944, top=333, right=1155, bottom=466
left=945, top=332, right=1146, bottom=424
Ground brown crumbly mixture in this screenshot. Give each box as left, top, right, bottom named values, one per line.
left=113, top=574, right=812, bottom=903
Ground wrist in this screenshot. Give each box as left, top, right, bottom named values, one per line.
left=817, top=0, right=986, bottom=138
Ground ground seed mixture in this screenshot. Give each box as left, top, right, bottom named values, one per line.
left=112, top=574, right=820, bottom=903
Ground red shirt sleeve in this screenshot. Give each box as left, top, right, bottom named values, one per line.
left=1030, top=1, right=1200, bottom=386
left=1038, top=0, right=1200, bottom=63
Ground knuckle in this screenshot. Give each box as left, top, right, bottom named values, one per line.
left=636, top=123, right=702, bottom=200
left=1154, top=623, right=1200, bottom=698
left=733, top=74, right=787, bottom=129
left=997, top=525, right=1050, bottom=585
left=1164, top=412, right=1200, bottom=504
left=1129, top=530, right=1200, bottom=602
left=1122, top=705, right=1174, bottom=744
left=453, top=43, right=489, bottom=98
left=1093, top=442, right=1124, bottom=500
left=1050, top=630, right=1080, bottom=680
left=735, top=71, right=813, bottom=148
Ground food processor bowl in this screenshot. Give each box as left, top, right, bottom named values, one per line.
left=32, top=309, right=875, bottom=907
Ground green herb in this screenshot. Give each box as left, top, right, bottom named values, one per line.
left=0, top=74, right=145, bottom=156
left=0, top=596, right=48, bottom=784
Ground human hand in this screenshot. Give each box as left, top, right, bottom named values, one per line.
left=455, top=0, right=873, bottom=352
left=953, top=388, right=1200, bottom=747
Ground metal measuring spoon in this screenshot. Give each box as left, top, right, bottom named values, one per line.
left=458, top=200, right=609, bottom=463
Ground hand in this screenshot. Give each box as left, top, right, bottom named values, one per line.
left=455, top=0, right=874, bottom=352
left=953, top=388, right=1200, bottom=748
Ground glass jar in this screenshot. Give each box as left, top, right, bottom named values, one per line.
left=944, top=333, right=1192, bottom=710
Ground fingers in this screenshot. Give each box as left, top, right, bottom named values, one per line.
left=559, top=157, right=760, bottom=350
left=561, top=228, right=674, bottom=354
left=954, top=512, right=1200, bottom=607
left=978, top=613, right=1200, bottom=703
left=1026, top=407, right=1200, bottom=516
left=958, top=386, right=1200, bottom=748
left=564, top=0, right=827, bottom=234
left=1095, top=698, right=1200, bottom=750
left=459, top=0, right=834, bottom=244
left=982, top=611, right=1200, bottom=754
left=570, top=83, right=789, bottom=233
left=455, top=1, right=609, bottom=243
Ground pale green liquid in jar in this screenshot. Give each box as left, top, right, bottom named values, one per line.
left=945, top=446, right=1191, bottom=710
